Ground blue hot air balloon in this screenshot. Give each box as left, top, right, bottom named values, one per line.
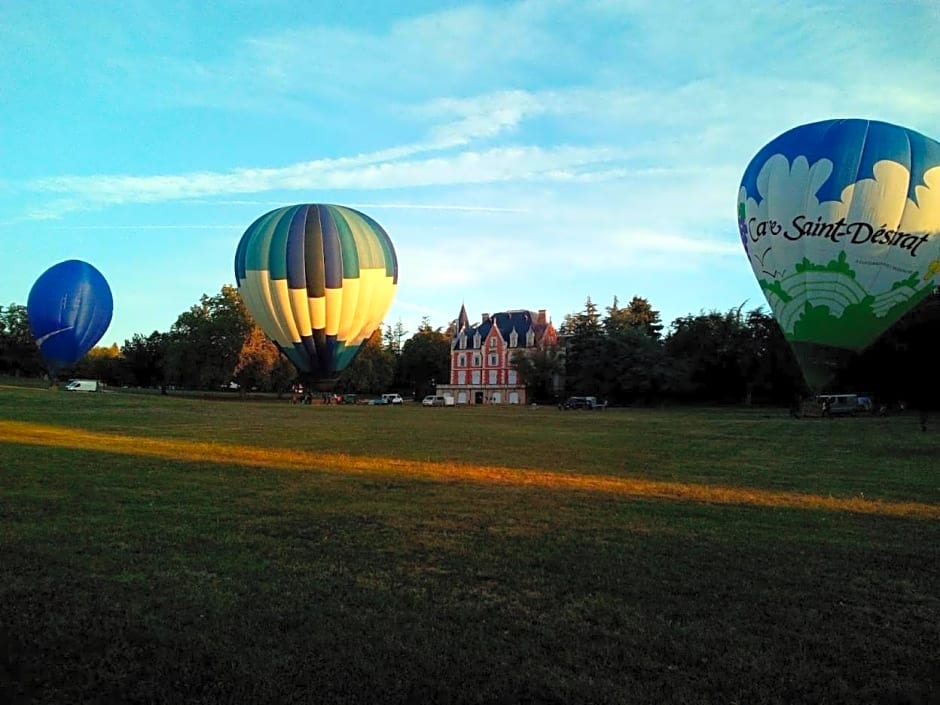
left=27, top=260, right=114, bottom=377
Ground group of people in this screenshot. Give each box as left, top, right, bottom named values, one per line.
left=289, top=385, right=340, bottom=406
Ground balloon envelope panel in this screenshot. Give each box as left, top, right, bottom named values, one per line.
left=738, top=119, right=940, bottom=388
left=27, top=260, right=114, bottom=375
left=234, top=204, right=398, bottom=380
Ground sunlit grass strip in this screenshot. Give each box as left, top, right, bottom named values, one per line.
left=2, top=420, right=937, bottom=520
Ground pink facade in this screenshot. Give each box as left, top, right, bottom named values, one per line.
left=435, top=306, right=557, bottom=405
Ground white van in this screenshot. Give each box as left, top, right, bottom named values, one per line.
left=422, top=394, right=455, bottom=407
left=65, top=379, right=100, bottom=392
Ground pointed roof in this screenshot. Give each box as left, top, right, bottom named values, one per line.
left=453, top=308, right=556, bottom=348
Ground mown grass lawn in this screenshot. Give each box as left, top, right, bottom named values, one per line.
left=1, top=384, right=938, bottom=704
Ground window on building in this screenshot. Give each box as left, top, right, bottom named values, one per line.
left=457, top=371, right=466, bottom=385
left=509, top=330, right=518, bottom=347
left=472, top=370, right=481, bottom=385
left=526, top=330, right=535, bottom=347
left=488, top=370, right=497, bottom=385
left=489, top=354, right=498, bottom=366
left=473, top=354, right=481, bottom=367
left=489, top=337, right=497, bottom=349
left=473, top=333, right=481, bottom=348
left=458, top=354, right=466, bottom=367
left=508, top=370, right=517, bottom=385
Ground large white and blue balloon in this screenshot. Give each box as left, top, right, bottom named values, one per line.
left=738, top=119, right=940, bottom=389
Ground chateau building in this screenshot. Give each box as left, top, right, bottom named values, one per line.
left=435, top=305, right=558, bottom=405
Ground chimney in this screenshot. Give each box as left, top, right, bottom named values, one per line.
left=482, top=313, right=489, bottom=323
left=538, top=309, right=547, bottom=324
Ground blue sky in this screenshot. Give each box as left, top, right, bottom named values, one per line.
left=3, top=0, right=940, bottom=347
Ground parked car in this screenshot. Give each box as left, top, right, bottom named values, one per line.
left=381, top=393, right=403, bottom=405
left=559, top=396, right=606, bottom=410
left=422, top=395, right=454, bottom=407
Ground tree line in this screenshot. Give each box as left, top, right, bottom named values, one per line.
left=0, top=285, right=451, bottom=400
left=1, top=286, right=937, bottom=407
left=547, top=295, right=805, bottom=406
left=536, top=292, right=939, bottom=408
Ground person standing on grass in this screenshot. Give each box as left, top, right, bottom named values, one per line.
left=916, top=403, right=929, bottom=432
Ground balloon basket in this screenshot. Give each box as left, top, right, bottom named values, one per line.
left=307, top=378, right=339, bottom=393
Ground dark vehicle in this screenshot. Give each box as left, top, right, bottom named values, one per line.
left=817, top=393, right=867, bottom=417
left=560, top=396, right=606, bottom=410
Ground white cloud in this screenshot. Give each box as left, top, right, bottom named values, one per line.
left=419, top=90, right=549, bottom=147
left=26, top=144, right=633, bottom=213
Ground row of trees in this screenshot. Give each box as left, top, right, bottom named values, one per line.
left=0, top=286, right=452, bottom=400
left=531, top=292, right=938, bottom=407
left=547, top=295, right=804, bottom=405
left=2, top=287, right=937, bottom=407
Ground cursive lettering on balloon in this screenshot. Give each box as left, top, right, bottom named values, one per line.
left=746, top=216, right=930, bottom=257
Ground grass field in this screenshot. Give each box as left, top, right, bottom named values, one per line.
left=1, top=383, right=938, bottom=704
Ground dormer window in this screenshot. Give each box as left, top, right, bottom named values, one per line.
left=509, top=329, right=519, bottom=348
left=459, top=332, right=467, bottom=349
left=473, top=332, right=481, bottom=349
left=526, top=329, right=535, bottom=347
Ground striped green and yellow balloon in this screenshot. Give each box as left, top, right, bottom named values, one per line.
left=234, top=204, right=398, bottom=381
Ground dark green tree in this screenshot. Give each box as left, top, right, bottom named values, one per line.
left=233, top=324, right=295, bottom=394
left=0, top=303, right=43, bottom=377
left=162, top=285, right=253, bottom=390
left=382, top=319, right=408, bottom=357
left=121, top=332, right=168, bottom=388
left=604, top=296, right=663, bottom=338
left=510, top=345, right=565, bottom=403
left=664, top=307, right=753, bottom=403
left=337, top=328, right=396, bottom=394
left=625, top=296, right=664, bottom=339
left=604, top=327, right=675, bottom=405
left=603, top=296, right=627, bottom=336
left=71, top=344, right=124, bottom=385
left=741, top=308, right=804, bottom=404
left=382, top=318, right=409, bottom=391
left=399, top=317, right=450, bottom=400
left=561, top=296, right=602, bottom=338
left=841, top=287, right=940, bottom=413
left=560, top=297, right=606, bottom=396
